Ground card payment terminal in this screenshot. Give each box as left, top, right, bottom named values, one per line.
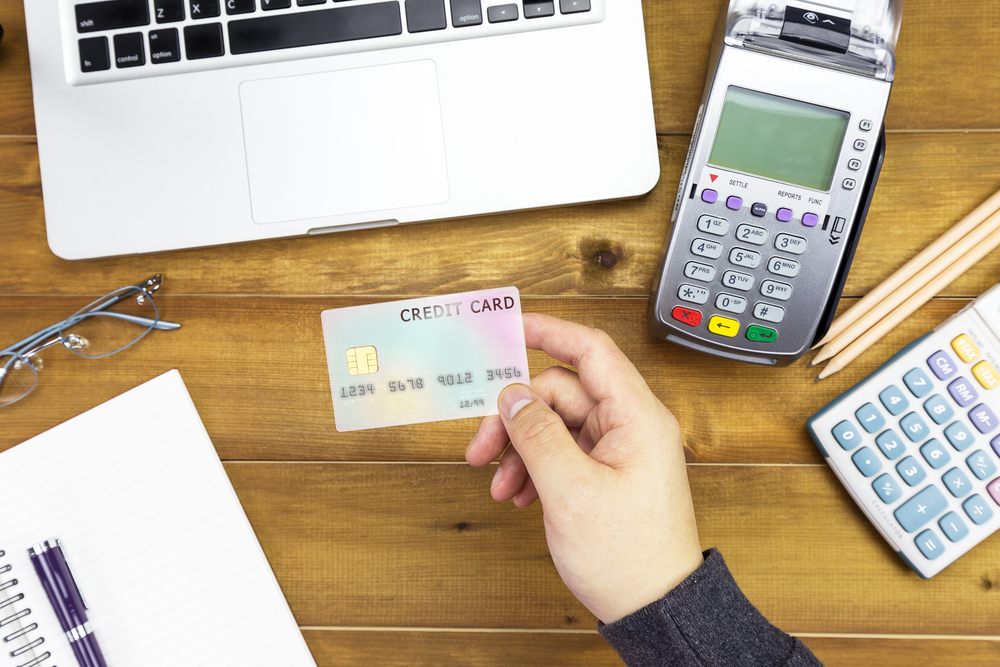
left=648, top=0, right=902, bottom=366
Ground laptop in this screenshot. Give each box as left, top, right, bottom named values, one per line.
left=24, top=0, right=660, bottom=259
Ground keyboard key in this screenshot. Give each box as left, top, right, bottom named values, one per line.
left=927, top=350, right=957, bottom=380
left=903, top=368, right=933, bottom=398
left=943, top=467, right=972, bottom=498
left=923, top=394, right=954, bottom=425
left=832, top=420, right=861, bottom=451
left=229, top=2, right=402, bottom=53
left=154, top=0, right=186, bottom=22
left=894, top=485, right=948, bottom=533
left=298, top=0, right=327, bottom=4
left=184, top=23, right=225, bottom=58
left=113, top=32, right=145, bottom=68
left=939, top=512, right=969, bottom=542
left=966, top=450, right=998, bottom=480
left=149, top=28, right=180, bottom=63
left=560, top=0, right=589, bottom=12
left=895, top=456, right=926, bottom=486
left=968, top=403, right=998, bottom=433
left=872, top=474, right=902, bottom=504
left=407, top=0, right=447, bottom=30
left=79, top=36, right=111, bottom=72
left=227, top=0, right=256, bottom=14
left=963, top=494, right=994, bottom=525
left=879, top=385, right=909, bottom=416
left=76, top=0, right=150, bottom=33
left=855, top=403, right=885, bottom=433
left=915, top=529, right=945, bottom=560
left=944, top=421, right=974, bottom=451
left=899, top=412, right=929, bottom=442
left=947, top=377, right=979, bottom=407
left=852, top=447, right=882, bottom=477
left=487, top=4, right=518, bottom=22
left=972, top=360, right=1000, bottom=390
left=920, top=439, right=950, bottom=469
left=190, top=0, right=222, bottom=18
left=450, top=0, right=483, bottom=24
left=524, top=0, right=554, bottom=17
left=951, top=334, right=980, bottom=363
left=261, top=0, right=292, bottom=9
left=875, top=429, right=906, bottom=460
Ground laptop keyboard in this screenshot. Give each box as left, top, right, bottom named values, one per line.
left=67, top=0, right=604, bottom=84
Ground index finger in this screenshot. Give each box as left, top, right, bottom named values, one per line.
left=522, top=313, right=651, bottom=404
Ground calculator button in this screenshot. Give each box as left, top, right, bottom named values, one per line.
left=879, top=385, right=909, bottom=415
left=707, top=316, right=740, bottom=338
left=696, top=214, right=730, bottom=236
left=853, top=139, right=867, bottom=151
left=855, top=403, right=885, bottom=433
left=872, top=474, right=902, bottom=504
left=701, top=189, right=718, bottom=204
left=847, top=158, right=862, bottom=171
left=751, top=202, right=767, bottom=217
left=715, top=293, right=747, bottom=314
left=774, top=234, right=806, bottom=254
left=902, top=368, right=933, bottom=398
left=992, top=434, right=1000, bottom=459
left=927, top=350, right=958, bottom=380
left=745, top=325, right=777, bottom=343
left=899, top=412, right=930, bottom=442
left=721, top=271, right=754, bottom=292
left=968, top=403, right=998, bottom=433
left=729, top=248, right=761, bottom=269
left=896, top=456, right=926, bottom=486
left=939, top=512, right=969, bottom=542
left=691, top=238, right=723, bottom=259
left=752, top=303, right=784, bottom=324
left=766, top=257, right=800, bottom=278
left=966, top=450, right=997, bottom=480
left=735, top=224, right=768, bottom=246
left=852, top=447, right=882, bottom=477
left=894, top=485, right=948, bottom=532
left=876, top=429, right=906, bottom=460
left=915, top=530, right=945, bottom=560
left=920, top=439, right=950, bottom=469
left=842, top=178, right=856, bottom=191
left=760, top=281, right=792, bottom=301
left=677, top=284, right=709, bottom=305
left=988, top=478, right=1000, bottom=505
left=943, top=468, right=972, bottom=497
left=951, top=334, right=980, bottom=363
left=963, top=494, right=993, bottom=525
left=776, top=207, right=793, bottom=222
left=801, top=213, right=819, bottom=227
left=684, top=261, right=717, bottom=282
left=671, top=306, right=702, bottom=327
left=944, top=421, right=975, bottom=451
left=946, top=377, right=978, bottom=407
left=923, top=394, right=954, bottom=425
left=832, top=420, right=861, bottom=451
left=972, top=360, right=1000, bottom=389
left=726, top=196, right=742, bottom=211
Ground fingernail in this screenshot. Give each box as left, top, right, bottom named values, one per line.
left=466, top=433, right=476, bottom=454
left=491, top=465, right=503, bottom=490
left=500, top=384, right=535, bottom=420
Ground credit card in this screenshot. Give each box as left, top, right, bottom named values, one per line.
left=321, top=287, right=529, bottom=431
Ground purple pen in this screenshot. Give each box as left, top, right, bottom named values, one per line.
left=28, top=540, right=107, bottom=667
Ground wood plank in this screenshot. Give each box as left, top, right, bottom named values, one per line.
left=229, top=462, right=1000, bottom=635
left=0, top=295, right=965, bottom=462
left=0, top=0, right=35, bottom=137
left=2, top=133, right=1000, bottom=299
left=802, top=636, right=1000, bottom=666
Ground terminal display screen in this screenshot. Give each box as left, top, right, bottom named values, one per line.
left=708, top=87, right=850, bottom=192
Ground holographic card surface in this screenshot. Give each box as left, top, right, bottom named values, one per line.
left=321, top=287, right=529, bottom=431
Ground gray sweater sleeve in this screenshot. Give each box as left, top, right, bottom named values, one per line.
left=597, top=549, right=823, bottom=667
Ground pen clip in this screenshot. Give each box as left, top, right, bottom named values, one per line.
left=54, top=539, right=89, bottom=610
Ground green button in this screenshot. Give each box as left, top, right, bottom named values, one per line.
left=746, top=325, right=777, bottom=343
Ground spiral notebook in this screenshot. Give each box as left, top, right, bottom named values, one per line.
left=0, top=370, right=316, bottom=666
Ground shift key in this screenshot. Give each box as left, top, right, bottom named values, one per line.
left=76, top=0, right=150, bottom=33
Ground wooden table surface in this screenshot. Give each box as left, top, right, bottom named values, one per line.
left=2, top=1, right=1000, bottom=664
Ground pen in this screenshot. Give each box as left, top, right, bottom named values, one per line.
left=28, top=540, right=107, bottom=667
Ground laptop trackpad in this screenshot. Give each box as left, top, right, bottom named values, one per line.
left=239, top=60, right=450, bottom=224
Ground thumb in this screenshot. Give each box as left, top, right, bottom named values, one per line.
left=498, top=383, right=593, bottom=500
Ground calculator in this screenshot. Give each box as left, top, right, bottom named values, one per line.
left=648, top=0, right=901, bottom=366
left=808, top=283, right=1000, bottom=578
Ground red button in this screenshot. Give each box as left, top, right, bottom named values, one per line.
left=672, top=306, right=702, bottom=327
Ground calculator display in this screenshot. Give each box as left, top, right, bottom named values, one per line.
left=708, top=87, right=850, bottom=192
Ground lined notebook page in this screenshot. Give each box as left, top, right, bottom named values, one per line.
left=0, top=370, right=316, bottom=666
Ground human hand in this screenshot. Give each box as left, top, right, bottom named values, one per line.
left=466, top=313, right=704, bottom=624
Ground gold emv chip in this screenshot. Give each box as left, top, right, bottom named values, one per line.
left=346, top=346, right=378, bottom=375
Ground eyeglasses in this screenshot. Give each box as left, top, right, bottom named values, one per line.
left=0, top=274, right=181, bottom=408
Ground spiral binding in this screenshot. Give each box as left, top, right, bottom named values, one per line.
left=0, top=551, right=50, bottom=667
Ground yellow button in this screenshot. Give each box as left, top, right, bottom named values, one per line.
left=708, top=316, right=740, bottom=338
left=973, top=360, right=1000, bottom=390
left=951, top=334, right=980, bottom=363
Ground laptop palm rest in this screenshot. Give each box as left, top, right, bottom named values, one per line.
left=239, top=60, right=450, bottom=225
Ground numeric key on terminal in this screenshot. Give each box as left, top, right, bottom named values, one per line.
left=691, top=238, right=723, bottom=260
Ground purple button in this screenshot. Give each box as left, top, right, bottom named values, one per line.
left=776, top=208, right=793, bottom=222
left=751, top=202, right=767, bottom=217
left=969, top=403, right=999, bottom=433
left=702, top=189, right=718, bottom=204
left=928, top=350, right=957, bottom=380
left=726, top=196, right=742, bottom=210
left=802, top=213, right=819, bottom=227
left=948, top=377, right=979, bottom=407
